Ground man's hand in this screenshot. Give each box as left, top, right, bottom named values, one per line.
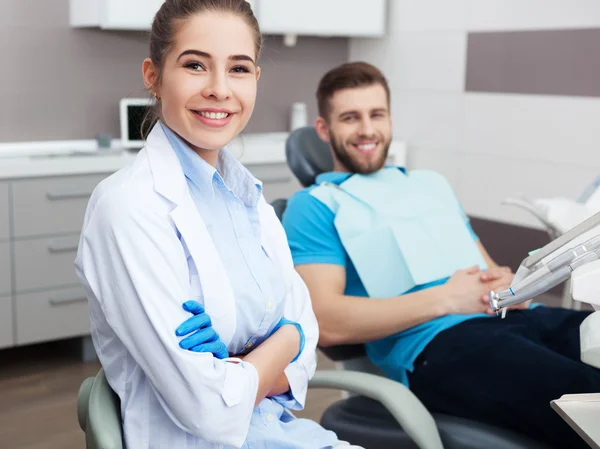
left=478, top=267, right=529, bottom=312
left=480, top=266, right=513, bottom=291
left=441, top=265, right=492, bottom=315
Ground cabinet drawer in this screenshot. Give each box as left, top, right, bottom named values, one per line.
left=0, top=241, right=11, bottom=296
left=0, top=295, right=13, bottom=349
left=14, top=235, right=80, bottom=292
left=12, top=174, right=107, bottom=238
left=16, top=286, right=90, bottom=345
left=0, top=183, right=8, bottom=239
left=246, top=163, right=301, bottom=202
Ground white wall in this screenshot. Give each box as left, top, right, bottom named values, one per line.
left=349, top=0, right=600, bottom=229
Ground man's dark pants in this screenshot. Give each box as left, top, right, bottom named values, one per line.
left=408, top=307, right=600, bottom=449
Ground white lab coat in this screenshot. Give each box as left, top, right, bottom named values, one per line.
left=75, top=124, right=319, bottom=448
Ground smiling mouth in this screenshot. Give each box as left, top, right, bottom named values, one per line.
left=353, top=142, right=378, bottom=154
left=192, top=110, right=231, bottom=119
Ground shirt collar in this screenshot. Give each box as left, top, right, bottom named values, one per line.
left=161, top=122, right=262, bottom=206
left=315, top=165, right=406, bottom=186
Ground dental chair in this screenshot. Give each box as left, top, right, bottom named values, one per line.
left=277, top=126, right=554, bottom=449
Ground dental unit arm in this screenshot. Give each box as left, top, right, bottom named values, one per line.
left=488, top=210, right=600, bottom=313
left=488, top=210, right=600, bottom=369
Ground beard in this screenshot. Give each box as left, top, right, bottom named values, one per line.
left=329, top=131, right=390, bottom=175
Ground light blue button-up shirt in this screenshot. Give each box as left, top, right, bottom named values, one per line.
left=162, top=124, right=341, bottom=449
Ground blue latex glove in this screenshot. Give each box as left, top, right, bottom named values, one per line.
left=271, top=317, right=305, bottom=363
left=175, top=300, right=229, bottom=359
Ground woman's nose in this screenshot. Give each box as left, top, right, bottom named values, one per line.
left=202, top=72, right=231, bottom=101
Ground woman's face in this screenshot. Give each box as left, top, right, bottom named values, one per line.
left=144, top=12, right=260, bottom=163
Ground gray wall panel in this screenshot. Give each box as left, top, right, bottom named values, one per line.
left=466, top=28, right=600, bottom=97
left=0, top=0, right=348, bottom=142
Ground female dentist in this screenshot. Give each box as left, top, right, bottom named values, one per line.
left=75, top=1, right=362, bottom=448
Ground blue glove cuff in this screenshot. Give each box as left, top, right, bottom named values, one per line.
left=274, top=318, right=305, bottom=363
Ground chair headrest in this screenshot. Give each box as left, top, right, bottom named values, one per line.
left=285, top=126, right=333, bottom=187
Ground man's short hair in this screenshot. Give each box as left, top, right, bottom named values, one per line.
left=316, top=62, right=391, bottom=121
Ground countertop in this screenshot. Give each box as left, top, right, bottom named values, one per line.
left=0, top=133, right=407, bottom=180
left=0, top=133, right=290, bottom=180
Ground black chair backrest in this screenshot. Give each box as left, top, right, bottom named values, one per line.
left=285, top=126, right=333, bottom=187
left=271, top=198, right=288, bottom=222
left=282, top=127, right=366, bottom=361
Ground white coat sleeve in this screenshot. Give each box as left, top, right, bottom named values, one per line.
left=76, top=191, right=258, bottom=448
left=265, top=207, right=319, bottom=410
left=279, top=270, right=319, bottom=410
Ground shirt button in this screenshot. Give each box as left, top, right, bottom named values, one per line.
left=266, top=414, right=275, bottom=422
left=245, top=342, right=254, bottom=349
left=267, top=301, right=274, bottom=311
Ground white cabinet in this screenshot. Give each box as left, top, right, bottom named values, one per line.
left=70, top=0, right=165, bottom=30
left=0, top=183, right=8, bottom=240
left=0, top=242, right=10, bottom=296
left=257, top=0, right=387, bottom=37
left=0, top=295, right=12, bottom=349
left=70, top=0, right=387, bottom=37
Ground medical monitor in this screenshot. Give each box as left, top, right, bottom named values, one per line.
left=119, top=98, right=154, bottom=150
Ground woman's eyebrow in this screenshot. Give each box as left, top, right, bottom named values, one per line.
left=177, top=49, right=255, bottom=65
left=177, top=49, right=211, bottom=61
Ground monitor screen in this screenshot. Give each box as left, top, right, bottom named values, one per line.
left=127, top=104, right=152, bottom=142
left=120, top=98, right=155, bottom=149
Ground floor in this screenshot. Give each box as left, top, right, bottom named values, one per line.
left=0, top=339, right=340, bottom=449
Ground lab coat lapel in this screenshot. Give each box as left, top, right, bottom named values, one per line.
left=145, top=124, right=236, bottom=346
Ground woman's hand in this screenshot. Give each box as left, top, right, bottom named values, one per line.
left=175, top=300, right=229, bottom=359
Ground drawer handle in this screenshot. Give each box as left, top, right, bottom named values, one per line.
left=49, top=292, right=87, bottom=306
left=46, top=190, right=94, bottom=201
left=48, top=239, right=80, bottom=253
left=260, top=175, right=291, bottom=183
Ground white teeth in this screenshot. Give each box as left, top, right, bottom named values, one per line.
left=357, top=143, right=376, bottom=151
left=199, top=111, right=229, bottom=119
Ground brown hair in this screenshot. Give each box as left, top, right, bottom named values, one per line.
left=141, top=0, right=262, bottom=137
left=316, top=61, right=390, bottom=121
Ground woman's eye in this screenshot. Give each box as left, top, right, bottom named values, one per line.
left=184, top=62, right=204, bottom=72
left=231, top=65, right=250, bottom=73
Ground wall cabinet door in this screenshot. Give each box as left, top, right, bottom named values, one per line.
left=257, top=0, right=386, bottom=37
left=70, top=0, right=165, bottom=30
left=71, top=0, right=386, bottom=37
left=100, top=0, right=165, bottom=30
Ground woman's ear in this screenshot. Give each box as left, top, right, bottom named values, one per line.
left=255, top=65, right=261, bottom=82
left=142, top=58, right=159, bottom=97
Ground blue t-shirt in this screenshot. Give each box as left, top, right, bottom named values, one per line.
left=282, top=168, right=490, bottom=386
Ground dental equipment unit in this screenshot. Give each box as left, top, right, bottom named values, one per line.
left=489, top=210, right=600, bottom=313
left=489, top=210, right=600, bottom=369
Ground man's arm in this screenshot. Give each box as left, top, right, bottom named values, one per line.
left=477, top=241, right=499, bottom=269
left=296, top=264, right=456, bottom=347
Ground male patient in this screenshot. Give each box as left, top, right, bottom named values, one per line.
left=282, top=62, right=600, bottom=449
